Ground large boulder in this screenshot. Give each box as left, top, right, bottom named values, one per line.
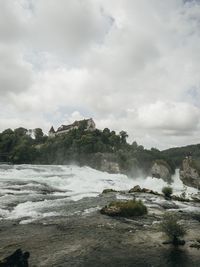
left=180, top=157, right=200, bottom=189
left=151, top=160, right=172, bottom=182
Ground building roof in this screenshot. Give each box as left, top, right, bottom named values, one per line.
left=49, top=118, right=95, bottom=135
left=49, top=126, right=55, bottom=133
left=57, top=124, right=73, bottom=132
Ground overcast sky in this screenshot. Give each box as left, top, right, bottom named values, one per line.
left=0, top=0, right=200, bottom=149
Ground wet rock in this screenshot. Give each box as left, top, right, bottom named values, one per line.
left=158, top=200, right=179, bottom=210
left=129, top=185, right=142, bottom=193
left=128, top=185, right=160, bottom=195
left=151, top=160, right=172, bottom=182
left=100, top=160, right=120, bottom=173
left=171, top=195, right=190, bottom=202
left=180, top=157, right=200, bottom=189
left=190, top=242, right=200, bottom=249
left=100, top=206, right=121, bottom=216
left=102, top=189, right=118, bottom=194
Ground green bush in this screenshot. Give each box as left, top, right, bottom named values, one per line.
left=108, top=199, right=147, bottom=217
left=162, top=186, right=173, bottom=198
left=160, top=213, right=186, bottom=245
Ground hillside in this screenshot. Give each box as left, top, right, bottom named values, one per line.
left=161, top=144, right=200, bottom=167
left=0, top=122, right=175, bottom=177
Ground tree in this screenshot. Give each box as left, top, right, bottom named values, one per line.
left=132, top=141, right=138, bottom=150
left=103, top=128, right=110, bottom=136
left=119, top=131, right=128, bottom=144
left=14, top=127, right=28, bottom=136
left=34, top=128, right=44, bottom=142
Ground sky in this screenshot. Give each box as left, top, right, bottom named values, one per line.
left=0, top=0, right=200, bottom=149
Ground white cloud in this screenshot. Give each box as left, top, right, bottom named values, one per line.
left=0, top=0, right=200, bottom=149
left=137, top=101, right=200, bottom=132
left=0, top=44, right=33, bottom=95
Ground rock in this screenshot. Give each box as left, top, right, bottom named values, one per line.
left=128, top=186, right=160, bottom=196
left=171, top=195, right=190, bottom=202
left=102, top=189, right=118, bottom=194
left=151, top=160, right=172, bottom=182
left=100, top=206, right=121, bottom=216
left=100, top=159, right=120, bottom=173
left=190, top=242, right=200, bottom=249
left=158, top=200, right=179, bottom=210
left=129, top=185, right=142, bottom=193
left=180, top=157, right=200, bottom=189
left=0, top=249, right=30, bottom=266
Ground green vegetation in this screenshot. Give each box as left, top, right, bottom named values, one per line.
left=0, top=123, right=183, bottom=175
left=101, top=199, right=147, bottom=217
left=162, top=186, right=173, bottom=198
left=160, top=213, right=186, bottom=245
left=0, top=127, right=47, bottom=164
left=161, top=144, right=200, bottom=167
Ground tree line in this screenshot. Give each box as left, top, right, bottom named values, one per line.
left=1, top=122, right=193, bottom=175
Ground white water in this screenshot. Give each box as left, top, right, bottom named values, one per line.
left=0, top=164, right=198, bottom=223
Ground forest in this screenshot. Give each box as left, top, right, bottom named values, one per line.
left=1, top=122, right=199, bottom=176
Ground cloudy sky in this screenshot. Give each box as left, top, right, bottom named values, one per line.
left=0, top=0, right=200, bottom=149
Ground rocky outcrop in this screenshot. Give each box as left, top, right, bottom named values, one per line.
left=100, top=159, right=120, bottom=173
left=180, top=157, right=200, bottom=189
left=78, top=153, right=121, bottom=174
left=102, top=189, right=118, bottom=194
left=128, top=185, right=160, bottom=195
left=151, top=160, right=172, bottom=182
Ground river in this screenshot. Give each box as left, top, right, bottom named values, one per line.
left=0, top=164, right=198, bottom=224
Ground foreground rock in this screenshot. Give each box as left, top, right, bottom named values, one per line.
left=180, top=157, right=200, bottom=189
left=0, top=249, right=30, bottom=267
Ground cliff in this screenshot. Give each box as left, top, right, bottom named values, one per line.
left=151, top=160, right=172, bottom=182
left=180, top=157, right=200, bottom=189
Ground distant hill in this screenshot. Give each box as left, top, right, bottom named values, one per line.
left=161, top=143, right=200, bottom=167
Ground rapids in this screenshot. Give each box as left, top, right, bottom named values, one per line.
left=0, top=164, right=198, bottom=223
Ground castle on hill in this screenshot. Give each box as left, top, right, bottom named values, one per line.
left=48, top=118, right=96, bottom=137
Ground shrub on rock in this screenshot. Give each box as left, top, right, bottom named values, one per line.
left=100, top=199, right=147, bottom=217
left=160, top=213, right=186, bottom=246
left=162, top=186, right=173, bottom=198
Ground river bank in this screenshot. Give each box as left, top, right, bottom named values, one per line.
left=0, top=190, right=200, bottom=267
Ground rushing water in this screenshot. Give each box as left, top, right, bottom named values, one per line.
left=0, top=164, right=198, bottom=223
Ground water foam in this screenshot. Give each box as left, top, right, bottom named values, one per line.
left=0, top=164, right=199, bottom=223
